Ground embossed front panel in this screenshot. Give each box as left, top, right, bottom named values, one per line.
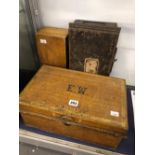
left=69, top=21, right=120, bottom=75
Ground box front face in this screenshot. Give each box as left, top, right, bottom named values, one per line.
left=20, top=66, right=128, bottom=134
left=36, top=33, right=66, bottom=67
left=21, top=112, right=122, bottom=148
left=69, top=28, right=119, bottom=75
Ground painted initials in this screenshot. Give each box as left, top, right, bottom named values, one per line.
left=78, top=86, right=87, bottom=95
left=67, top=84, right=87, bottom=95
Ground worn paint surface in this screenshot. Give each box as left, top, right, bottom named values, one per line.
left=36, top=27, right=68, bottom=67
left=20, top=65, right=128, bottom=148
left=69, top=20, right=120, bottom=75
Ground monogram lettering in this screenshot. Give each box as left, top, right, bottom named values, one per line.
left=78, top=86, right=87, bottom=95
left=67, top=84, right=75, bottom=92
left=67, top=84, right=87, bottom=95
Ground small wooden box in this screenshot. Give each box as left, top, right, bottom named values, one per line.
left=19, top=65, right=128, bottom=148
left=36, top=27, right=68, bottom=67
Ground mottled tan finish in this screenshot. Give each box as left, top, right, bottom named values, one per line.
left=36, top=27, right=68, bottom=67
left=19, top=65, right=128, bottom=148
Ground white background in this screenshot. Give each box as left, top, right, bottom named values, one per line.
left=38, top=0, right=135, bottom=86
left=1, top=0, right=155, bottom=155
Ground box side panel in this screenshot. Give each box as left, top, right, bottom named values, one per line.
left=36, top=34, right=66, bottom=67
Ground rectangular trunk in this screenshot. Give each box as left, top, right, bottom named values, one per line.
left=36, top=27, right=68, bottom=68
left=19, top=65, right=128, bottom=148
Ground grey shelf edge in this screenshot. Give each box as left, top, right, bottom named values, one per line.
left=19, top=129, right=126, bottom=155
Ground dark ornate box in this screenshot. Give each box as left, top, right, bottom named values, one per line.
left=69, top=20, right=121, bottom=75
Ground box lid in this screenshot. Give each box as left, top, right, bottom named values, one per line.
left=36, top=27, right=68, bottom=38
left=20, top=65, right=128, bottom=136
left=69, top=22, right=121, bottom=34
left=74, top=19, right=118, bottom=27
